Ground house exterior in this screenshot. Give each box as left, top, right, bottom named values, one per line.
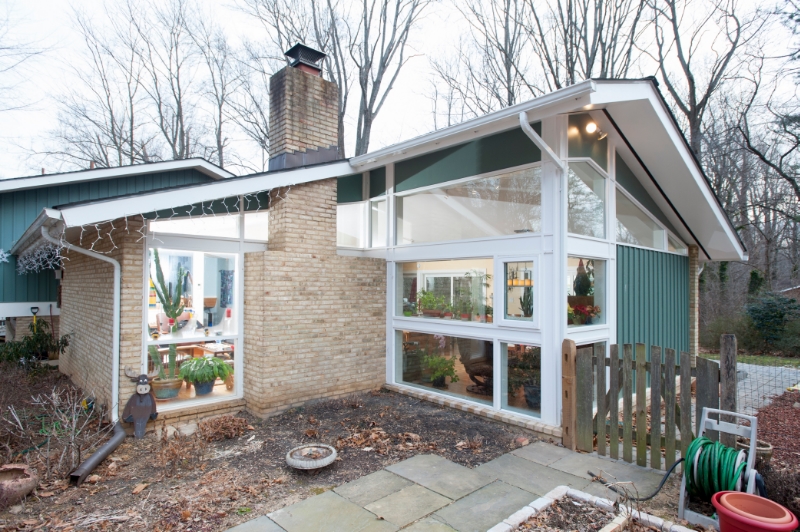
left=7, top=46, right=746, bottom=438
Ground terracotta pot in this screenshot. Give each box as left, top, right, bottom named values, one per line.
left=152, top=377, right=183, bottom=400
left=712, top=491, right=797, bottom=532
left=422, top=309, right=441, bottom=318
left=736, top=438, right=773, bottom=466
left=0, top=464, right=38, bottom=510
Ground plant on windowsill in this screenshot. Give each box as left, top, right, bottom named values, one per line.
left=442, top=304, right=454, bottom=319
left=458, top=299, right=473, bottom=321
left=520, top=287, right=533, bottom=318
left=418, top=290, right=442, bottom=318
left=179, top=356, right=233, bottom=396
left=150, top=249, right=186, bottom=400
left=422, top=335, right=459, bottom=389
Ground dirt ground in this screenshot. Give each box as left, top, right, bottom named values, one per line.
left=1, top=387, right=536, bottom=531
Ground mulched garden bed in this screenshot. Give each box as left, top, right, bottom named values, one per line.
left=1, top=387, right=536, bottom=531
left=756, top=390, right=800, bottom=470
left=514, top=498, right=615, bottom=531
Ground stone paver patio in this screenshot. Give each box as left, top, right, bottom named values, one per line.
left=227, top=441, right=665, bottom=532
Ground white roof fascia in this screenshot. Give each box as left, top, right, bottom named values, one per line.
left=0, top=159, right=233, bottom=193
left=589, top=80, right=746, bottom=261
left=350, top=80, right=596, bottom=171
left=58, top=160, right=355, bottom=228
left=9, top=208, right=63, bottom=255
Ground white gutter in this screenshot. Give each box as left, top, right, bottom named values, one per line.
left=40, top=226, right=122, bottom=423
left=350, top=80, right=596, bottom=169
left=519, top=113, right=568, bottom=173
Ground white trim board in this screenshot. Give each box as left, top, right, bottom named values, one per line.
left=0, top=302, right=60, bottom=318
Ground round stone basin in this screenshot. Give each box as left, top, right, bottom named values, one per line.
left=286, top=444, right=337, bottom=470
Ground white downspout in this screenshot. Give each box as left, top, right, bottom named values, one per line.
left=41, top=227, right=122, bottom=423
left=519, top=112, right=567, bottom=173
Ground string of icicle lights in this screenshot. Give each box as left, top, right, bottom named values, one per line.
left=15, top=188, right=279, bottom=274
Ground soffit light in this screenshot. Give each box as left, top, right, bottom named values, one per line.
left=585, top=122, right=598, bottom=134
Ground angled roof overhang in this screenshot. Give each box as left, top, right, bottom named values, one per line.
left=54, top=160, right=354, bottom=228
left=588, top=79, right=746, bottom=261
left=0, top=158, right=233, bottom=194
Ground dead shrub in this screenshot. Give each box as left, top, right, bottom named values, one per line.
left=759, top=462, right=800, bottom=522
left=198, top=415, right=250, bottom=442
left=1, top=386, right=113, bottom=479
left=159, top=427, right=206, bottom=476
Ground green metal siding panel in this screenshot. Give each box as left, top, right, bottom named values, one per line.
left=337, top=174, right=364, bottom=203
left=369, top=167, right=387, bottom=198
left=616, top=245, right=689, bottom=364
left=0, top=168, right=213, bottom=305
left=395, top=123, right=542, bottom=192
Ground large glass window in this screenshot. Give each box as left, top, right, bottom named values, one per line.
left=149, top=215, right=240, bottom=239
left=146, top=247, right=238, bottom=407
left=396, top=166, right=541, bottom=245
left=396, top=259, right=494, bottom=323
left=568, top=162, right=606, bottom=239
left=337, top=203, right=366, bottom=247
left=398, top=331, right=492, bottom=405
left=616, top=189, right=665, bottom=250
left=567, top=256, right=605, bottom=326
left=501, top=343, right=541, bottom=417
left=504, top=261, right=534, bottom=322
left=244, top=211, right=269, bottom=241
left=370, top=199, right=387, bottom=247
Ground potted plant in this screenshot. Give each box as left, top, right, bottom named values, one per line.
left=458, top=299, right=473, bottom=321
left=149, top=249, right=186, bottom=400
left=486, top=305, right=494, bottom=323
left=422, top=351, right=459, bottom=388
left=418, top=290, right=441, bottom=318
left=179, top=356, right=233, bottom=396
left=443, top=304, right=454, bottom=319
left=520, top=287, right=533, bottom=318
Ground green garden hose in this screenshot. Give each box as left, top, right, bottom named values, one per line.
left=685, top=436, right=748, bottom=500
left=588, top=436, right=750, bottom=502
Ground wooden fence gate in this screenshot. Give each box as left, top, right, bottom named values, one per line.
left=561, top=335, right=738, bottom=471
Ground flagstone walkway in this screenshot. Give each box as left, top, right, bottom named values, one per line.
left=227, top=441, right=665, bottom=532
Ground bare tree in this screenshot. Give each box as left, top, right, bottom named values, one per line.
left=650, top=0, right=765, bottom=156
left=240, top=0, right=429, bottom=156
left=47, top=5, right=154, bottom=168
left=132, top=0, right=201, bottom=160
left=0, top=2, right=43, bottom=112
left=523, top=0, right=648, bottom=93
left=192, top=20, right=242, bottom=168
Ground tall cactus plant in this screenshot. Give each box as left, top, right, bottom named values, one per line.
left=151, top=249, right=186, bottom=379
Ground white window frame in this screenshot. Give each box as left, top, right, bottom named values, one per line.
left=393, top=161, right=544, bottom=248
left=566, top=157, right=610, bottom=242
left=495, top=255, right=540, bottom=330
left=614, top=184, right=687, bottom=255
left=141, top=225, right=245, bottom=413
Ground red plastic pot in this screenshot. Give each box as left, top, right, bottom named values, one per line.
left=712, top=491, right=798, bottom=532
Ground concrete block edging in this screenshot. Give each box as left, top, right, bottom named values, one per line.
left=486, top=485, right=695, bottom=532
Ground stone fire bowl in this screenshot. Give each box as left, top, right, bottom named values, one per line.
left=0, top=464, right=38, bottom=509
left=285, top=444, right=337, bottom=470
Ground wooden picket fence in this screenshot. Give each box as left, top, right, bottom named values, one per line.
left=561, top=336, right=738, bottom=471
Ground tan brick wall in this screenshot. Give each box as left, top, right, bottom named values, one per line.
left=244, top=179, right=387, bottom=417
left=59, top=219, right=145, bottom=418
left=268, top=66, right=339, bottom=157
left=7, top=315, right=59, bottom=341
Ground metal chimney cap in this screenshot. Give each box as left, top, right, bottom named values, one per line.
left=285, top=43, right=327, bottom=68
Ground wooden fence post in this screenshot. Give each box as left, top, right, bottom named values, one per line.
left=720, top=334, right=738, bottom=447
left=562, top=339, right=577, bottom=451
left=576, top=346, right=595, bottom=452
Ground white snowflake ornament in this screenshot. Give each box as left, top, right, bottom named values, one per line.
left=0, top=249, right=9, bottom=263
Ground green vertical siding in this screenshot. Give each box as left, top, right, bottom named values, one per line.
left=1, top=169, right=213, bottom=305
left=617, top=245, right=689, bottom=363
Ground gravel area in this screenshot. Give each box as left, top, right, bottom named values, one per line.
left=737, top=362, right=800, bottom=415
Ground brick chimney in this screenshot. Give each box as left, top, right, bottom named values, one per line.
left=268, top=44, right=340, bottom=171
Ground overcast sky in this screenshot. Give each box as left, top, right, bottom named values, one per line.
left=0, top=0, right=788, bottom=179
left=0, top=0, right=469, bottom=179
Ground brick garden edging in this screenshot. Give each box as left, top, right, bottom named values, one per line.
left=487, top=485, right=696, bottom=532
left=383, top=384, right=561, bottom=441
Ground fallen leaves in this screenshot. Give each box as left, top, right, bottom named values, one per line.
left=132, top=483, right=148, bottom=494
left=86, top=474, right=101, bottom=484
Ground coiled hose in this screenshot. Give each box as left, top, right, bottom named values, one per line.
left=589, top=436, right=765, bottom=502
